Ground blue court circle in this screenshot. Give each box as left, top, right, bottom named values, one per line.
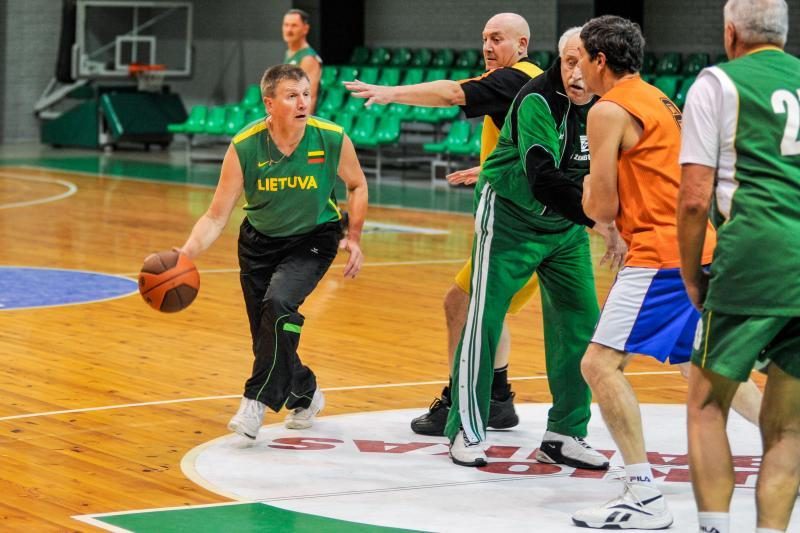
left=0, top=267, right=138, bottom=310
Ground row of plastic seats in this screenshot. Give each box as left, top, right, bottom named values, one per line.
left=321, top=65, right=482, bottom=90
left=642, top=52, right=726, bottom=76
left=423, top=120, right=482, bottom=158
left=346, top=46, right=555, bottom=71
left=317, top=86, right=461, bottom=126
left=168, top=103, right=265, bottom=136
left=641, top=74, right=696, bottom=108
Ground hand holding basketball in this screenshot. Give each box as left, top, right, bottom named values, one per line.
left=138, top=250, right=200, bottom=312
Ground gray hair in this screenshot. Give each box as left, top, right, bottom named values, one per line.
left=558, top=26, right=583, bottom=57
left=724, top=0, right=788, bottom=47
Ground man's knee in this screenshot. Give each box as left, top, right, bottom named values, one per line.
left=443, top=284, right=468, bottom=323
left=262, top=294, right=299, bottom=322
left=580, top=343, right=623, bottom=386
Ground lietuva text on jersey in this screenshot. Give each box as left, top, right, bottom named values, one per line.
left=257, top=176, right=319, bottom=192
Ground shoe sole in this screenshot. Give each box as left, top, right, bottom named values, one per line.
left=284, top=419, right=313, bottom=430
left=572, top=518, right=673, bottom=529
left=449, top=453, right=487, bottom=467
left=535, top=448, right=609, bottom=471
left=228, top=421, right=257, bottom=440
left=487, top=415, right=519, bottom=430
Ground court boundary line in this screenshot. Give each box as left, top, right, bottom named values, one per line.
left=11, top=164, right=474, bottom=217
left=0, top=371, right=681, bottom=422
left=0, top=171, right=78, bottom=209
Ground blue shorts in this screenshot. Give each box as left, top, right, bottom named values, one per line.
left=591, top=266, right=700, bottom=364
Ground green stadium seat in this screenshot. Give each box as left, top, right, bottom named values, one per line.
left=240, top=84, right=261, bottom=109
left=401, top=68, right=425, bottom=85
left=387, top=103, right=412, bottom=120
left=343, top=94, right=367, bottom=116
left=642, top=52, right=658, bottom=74
left=437, top=105, right=462, bottom=121
left=318, top=87, right=347, bottom=117
left=641, top=73, right=657, bottom=84
left=410, top=48, right=433, bottom=68
left=449, top=121, right=483, bottom=156
left=423, top=120, right=471, bottom=154
left=410, top=105, right=439, bottom=124
left=244, top=106, right=265, bottom=124
left=358, top=66, right=380, bottom=85
left=224, top=106, right=247, bottom=136
left=351, top=114, right=379, bottom=148
left=653, top=75, right=682, bottom=100
left=377, top=67, right=401, bottom=86
left=333, top=111, right=357, bottom=133
left=682, top=53, right=710, bottom=75
left=424, top=68, right=448, bottom=82
left=655, top=53, right=682, bottom=75
left=204, top=106, right=227, bottom=135
left=168, top=105, right=207, bottom=133
left=674, top=76, right=697, bottom=109
left=320, top=65, right=338, bottom=89
left=390, top=48, right=412, bottom=67
left=368, top=47, right=392, bottom=66
left=449, top=68, right=472, bottom=81
left=375, top=115, right=402, bottom=145
left=337, top=66, right=359, bottom=84
left=349, top=46, right=370, bottom=65
left=455, top=49, right=481, bottom=69
left=431, top=48, right=456, bottom=68
left=529, top=50, right=553, bottom=69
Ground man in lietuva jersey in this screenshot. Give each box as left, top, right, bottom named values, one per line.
left=679, top=1, right=800, bottom=532
left=344, top=12, right=538, bottom=441
left=443, top=28, right=625, bottom=470
left=178, top=64, right=367, bottom=440
left=283, top=9, right=322, bottom=113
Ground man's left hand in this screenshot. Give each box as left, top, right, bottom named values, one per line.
left=339, top=238, right=363, bottom=278
left=684, top=270, right=710, bottom=311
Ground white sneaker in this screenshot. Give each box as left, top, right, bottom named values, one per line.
left=284, top=388, right=325, bottom=429
left=572, top=481, right=673, bottom=529
left=449, top=430, right=488, bottom=467
left=227, top=397, right=266, bottom=440
left=535, top=430, right=610, bottom=470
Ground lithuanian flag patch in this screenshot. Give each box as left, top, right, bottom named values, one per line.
left=308, top=150, right=325, bottom=164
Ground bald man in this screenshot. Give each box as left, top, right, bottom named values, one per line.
left=345, top=12, right=542, bottom=441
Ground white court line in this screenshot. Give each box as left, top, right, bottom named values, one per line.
left=0, top=371, right=680, bottom=422
left=0, top=171, right=78, bottom=209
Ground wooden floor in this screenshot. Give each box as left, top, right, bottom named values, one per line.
left=0, top=165, right=752, bottom=530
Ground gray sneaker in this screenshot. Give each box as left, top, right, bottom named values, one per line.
left=284, top=388, right=325, bottom=429
left=228, top=397, right=266, bottom=440
left=535, top=430, right=609, bottom=470
left=449, top=430, right=488, bottom=467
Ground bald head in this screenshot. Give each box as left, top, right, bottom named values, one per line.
left=482, top=13, right=530, bottom=69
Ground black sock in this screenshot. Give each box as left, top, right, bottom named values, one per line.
left=492, top=365, right=511, bottom=400
left=441, top=380, right=451, bottom=402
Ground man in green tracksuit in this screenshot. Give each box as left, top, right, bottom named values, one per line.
left=445, top=33, right=624, bottom=467
left=282, top=9, right=322, bottom=113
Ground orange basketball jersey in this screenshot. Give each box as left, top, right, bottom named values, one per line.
left=600, top=77, right=715, bottom=268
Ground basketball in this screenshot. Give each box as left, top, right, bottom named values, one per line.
left=138, top=250, right=200, bottom=312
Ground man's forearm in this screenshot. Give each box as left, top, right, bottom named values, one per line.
left=390, top=80, right=465, bottom=107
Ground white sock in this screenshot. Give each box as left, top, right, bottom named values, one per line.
left=625, top=462, right=654, bottom=484
left=698, top=512, right=729, bottom=533
left=755, top=529, right=784, bottom=533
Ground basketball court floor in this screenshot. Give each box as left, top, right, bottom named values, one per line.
left=0, top=145, right=793, bottom=532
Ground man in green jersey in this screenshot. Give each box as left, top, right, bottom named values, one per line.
left=179, top=64, right=368, bottom=440
left=282, top=9, right=322, bottom=113
left=442, top=31, right=625, bottom=467
left=678, top=1, right=800, bottom=532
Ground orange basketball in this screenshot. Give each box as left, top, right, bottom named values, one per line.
left=138, top=250, right=200, bottom=312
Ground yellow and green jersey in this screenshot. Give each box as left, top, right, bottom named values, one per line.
left=232, top=117, right=343, bottom=237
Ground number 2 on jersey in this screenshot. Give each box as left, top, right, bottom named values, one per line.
left=771, top=89, right=800, bottom=156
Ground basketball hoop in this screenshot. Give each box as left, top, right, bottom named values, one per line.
left=128, top=63, right=166, bottom=92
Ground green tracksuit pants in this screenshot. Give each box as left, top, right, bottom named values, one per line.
left=444, top=184, right=599, bottom=443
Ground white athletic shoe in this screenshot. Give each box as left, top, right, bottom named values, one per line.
left=227, top=397, right=266, bottom=440
left=572, top=481, right=673, bottom=529
left=535, top=430, right=610, bottom=470
left=449, top=430, right=488, bottom=467
left=284, top=388, right=325, bottom=429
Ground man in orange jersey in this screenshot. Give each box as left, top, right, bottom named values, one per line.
left=570, top=16, right=718, bottom=530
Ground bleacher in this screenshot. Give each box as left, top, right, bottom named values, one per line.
left=168, top=48, right=723, bottom=182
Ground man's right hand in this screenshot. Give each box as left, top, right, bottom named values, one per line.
left=343, top=79, right=393, bottom=107
left=446, top=166, right=480, bottom=186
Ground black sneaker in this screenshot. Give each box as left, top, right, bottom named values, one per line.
left=488, top=391, right=519, bottom=429
left=410, top=396, right=451, bottom=436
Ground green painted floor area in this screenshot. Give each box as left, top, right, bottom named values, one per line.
left=0, top=155, right=473, bottom=214
left=94, top=503, right=424, bottom=533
